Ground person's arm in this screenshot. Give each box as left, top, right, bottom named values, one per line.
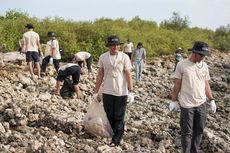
left=205, top=80, right=214, bottom=100
left=125, top=69, right=133, bottom=91
left=94, top=67, right=104, bottom=93
left=143, top=49, right=146, bottom=64
left=55, top=80, right=62, bottom=95
left=74, top=84, right=81, bottom=99
left=83, top=59, right=86, bottom=67
left=36, top=36, right=42, bottom=55
left=171, top=78, right=182, bottom=101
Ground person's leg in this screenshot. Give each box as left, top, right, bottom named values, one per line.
left=180, top=107, right=195, bottom=153
left=55, top=80, right=62, bottom=95
left=28, top=61, right=34, bottom=79
left=35, top=62, right=41, bottom=78
left=139, top=60, right=144, bottom=82
left=191, top=103, right=207, bottom=153
left=134, top=61, right=139, bottom=83
left=128, top=52, right=132, bottom=60
left=26, top=52, right=34, bottom=79
left=41, top=56, right=50, bottom=73
left=112, top=95, right=127, bottom=145
left=103, top=94, right=115, bottom=131
left=174, top=61, right=178, bottom=72
left=86, top=56, right=92, bottom=73
left=33, top=52, right=41, bottom=78
left=53, top=59, right=60, bottom=72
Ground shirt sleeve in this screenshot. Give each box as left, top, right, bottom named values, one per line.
left=174, top=62, right=182, bottom=79
left=98, top=55, right=103, bottom=68
left=124, top=54, right=132, bottom=70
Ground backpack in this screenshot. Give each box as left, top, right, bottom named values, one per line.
left=60, top=78, right=75, bottom=98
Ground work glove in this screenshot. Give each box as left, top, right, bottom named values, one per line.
left=49, top=57, right=53, bottom=64
left=93, top=93, right=99, bottom=102
left=169, top=101, right=177, bottom=111
left=210, top=99, right=216, bottom=113
left=127, top=92, right=134, bottom=104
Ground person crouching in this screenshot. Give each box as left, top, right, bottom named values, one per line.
left=55, top=56, right=81, bottom=99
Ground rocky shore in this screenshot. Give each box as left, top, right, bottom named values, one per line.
left=0, top=50, right=229, bottom=153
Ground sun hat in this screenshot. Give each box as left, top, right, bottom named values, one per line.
left=188, top=41, right=210, bottom=56
left=107, top=35, right=123, bottom=46
left=47, top=31, right=55, bottom=37
left=25, top=23, right=34, bottom=29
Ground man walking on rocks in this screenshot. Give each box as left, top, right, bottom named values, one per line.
left=93, top=35, right=134, bottom=146
left=22, top=23, right=42, bottom=80
left=169, top=41, right=217, bottom=153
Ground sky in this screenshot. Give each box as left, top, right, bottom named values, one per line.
left=0, top=0, right=230, bottom=30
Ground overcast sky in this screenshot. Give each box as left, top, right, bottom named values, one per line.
left=1, top=0, right=230, bottom=30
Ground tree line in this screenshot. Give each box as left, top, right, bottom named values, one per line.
left=0, top=10, right=229, bottom=60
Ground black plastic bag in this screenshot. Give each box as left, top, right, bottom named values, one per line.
left=60, top=78, right=75, bottom=98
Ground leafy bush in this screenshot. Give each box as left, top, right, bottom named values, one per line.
left=0, top=9, right=229, bottom=60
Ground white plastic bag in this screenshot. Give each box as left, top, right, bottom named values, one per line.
left=84, top=100, right=114, bottom=138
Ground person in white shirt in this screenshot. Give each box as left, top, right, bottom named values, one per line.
left=74, top=51, right=92, bottom=79
left=22, top=23, right=42, bottom=80
left=41, top=32, right=61, bottom=75
left=169, top=41, right=216, bottom=153
left=93, top=35, right=134, bottom=147
left=123, top=39, right=134, bottom=60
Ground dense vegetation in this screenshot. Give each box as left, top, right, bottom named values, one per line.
left=0, top=10, right=230, bottom=60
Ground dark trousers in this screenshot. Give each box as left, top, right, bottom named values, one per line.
left=103, top=94, right=127, bottom=145
left=41, top=55, right=60, bottom=72
left=77, top=56, right=92, bottom=72
left=173, top=60, right=179, bottom=72
left=124, top=52, right=132, bottom=60
left=180, top=103, right=207, bottom=153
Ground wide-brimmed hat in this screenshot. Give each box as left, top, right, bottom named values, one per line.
left=47, top=31, right=55, bottom=37
left=107, top=35, right=123, bottom=46
left=25, top=23, right=34, bottom=29
left=188, top=41, right=210, bottom=56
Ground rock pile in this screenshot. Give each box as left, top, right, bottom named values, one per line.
left=0, top=51, right=229, bottom=153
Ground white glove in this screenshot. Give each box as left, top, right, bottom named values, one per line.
left=49, top=57, right=53, bottom=64
left=169, top=101, right=177, bottom=111
left=210, top=99, right=216, bottom=113
left=93, top=93, right=98, bottom=102
left=127, top=92, right=134, bottom=103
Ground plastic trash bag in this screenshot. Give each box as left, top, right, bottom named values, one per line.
left=60, top=78, right=75, bottom=98
left=84, top=100, right=114, bottom=138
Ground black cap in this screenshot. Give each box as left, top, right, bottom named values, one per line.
left=47, top=31, right=55, bottom=37
left=137, top=42, right=143, bottom=48
left=188, top=41, right=210, bottom=56
left=25, top=23, right=34, bottom=29
left=107, top=35, right=123, bottom=46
